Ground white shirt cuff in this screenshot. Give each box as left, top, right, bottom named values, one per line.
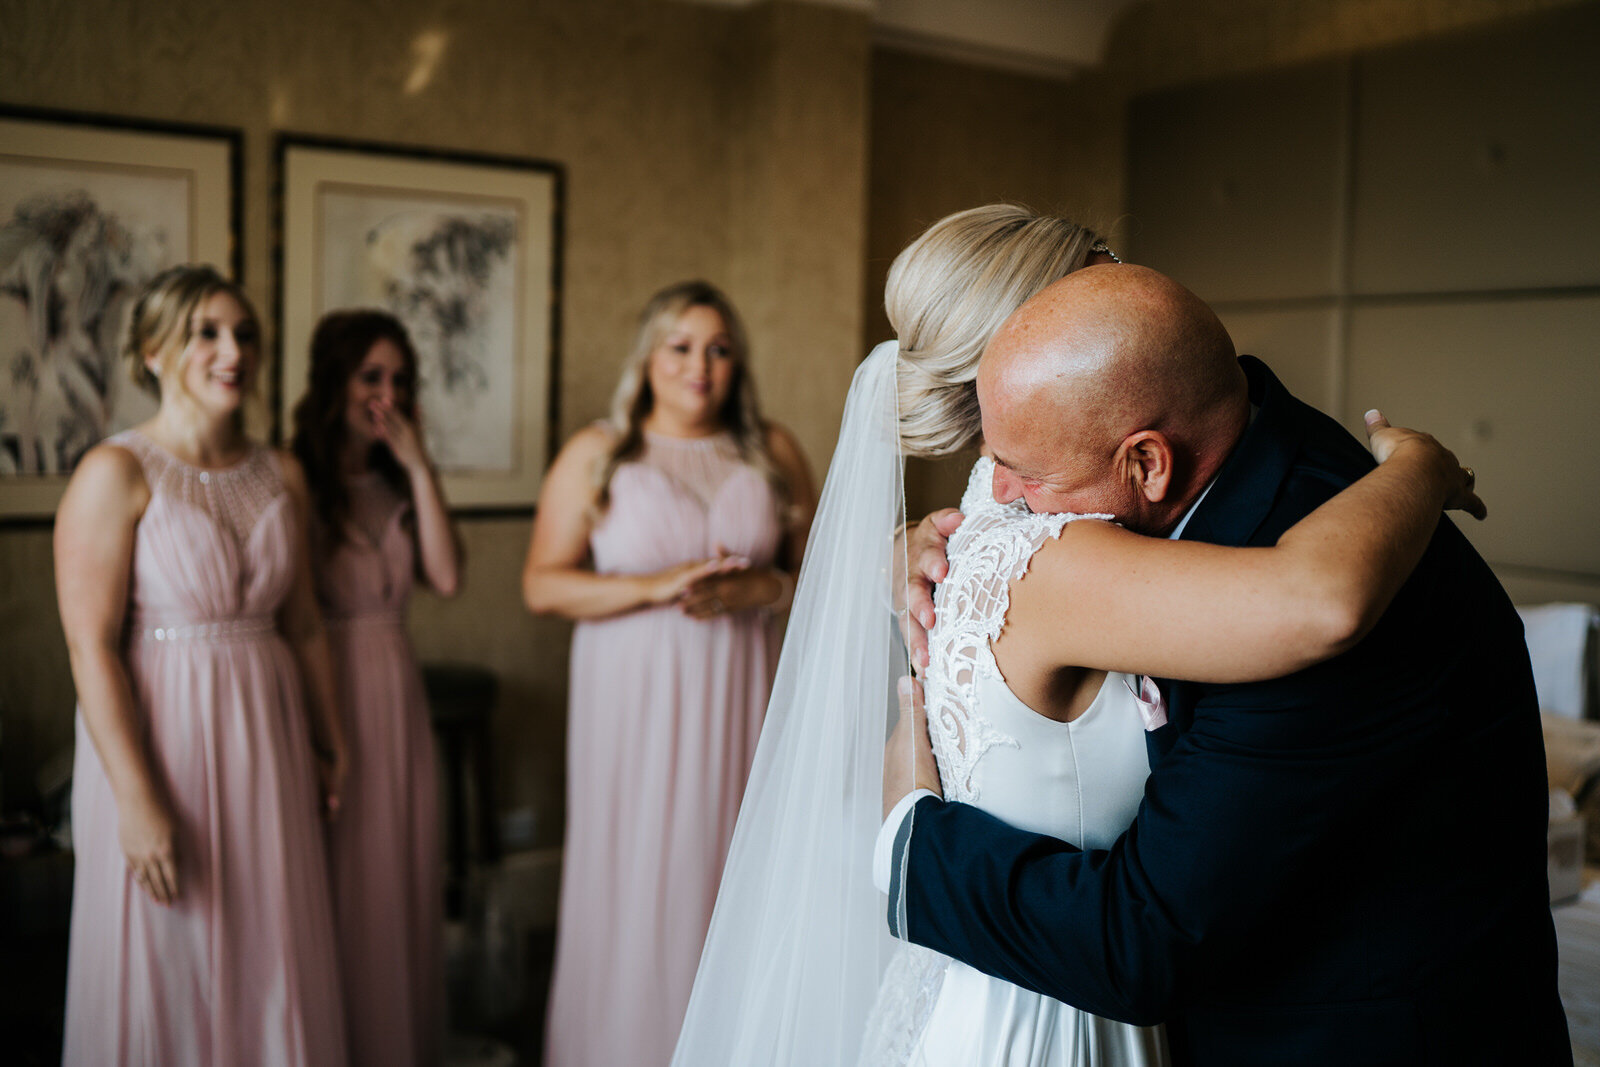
left=873, top=789, right=939, bottom=894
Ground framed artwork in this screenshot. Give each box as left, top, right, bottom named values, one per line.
left=0, top=106, right=240, bottom=521
left=277, top=135, right=563, bottom=513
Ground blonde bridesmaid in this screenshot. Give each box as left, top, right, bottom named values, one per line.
left=56, top=265, right=347, bottom=1065
left=524, top=281, right=816, bottom=1066
left=291, top=309, right=461, bottom=1067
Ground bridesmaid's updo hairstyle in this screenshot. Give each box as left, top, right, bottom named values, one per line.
left=887, top=205, right=1105, bottom=458
left=123, top=264, right=257, bottom=399
left=594, top=280, right=786, bottom=514
left=290, top=309, right=420, bottom=541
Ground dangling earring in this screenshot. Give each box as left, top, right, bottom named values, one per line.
left=1090, top=239, right=1123, bottom=264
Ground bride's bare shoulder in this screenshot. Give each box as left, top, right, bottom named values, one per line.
left=1002, top=516, right=1130, bottom=628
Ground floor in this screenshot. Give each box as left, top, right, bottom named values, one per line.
left=0, top=846, right=71, bottom=1066
left=5, top=857, right=1596, bottom=1066
left=1554, top=877, right=1600, bottom=1067
left=0, top=848, right=558, bottom=1067
left=448, top=922, right=556, bottom=1066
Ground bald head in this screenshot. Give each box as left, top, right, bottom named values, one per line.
left=976, top=264, right=1249, bottom=531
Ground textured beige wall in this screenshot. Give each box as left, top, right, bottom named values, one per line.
left=726, top=2, right=871, bottom=470
left=5, top=0, right=1586, bottom=826
left=0, top=0, right=869, bottom=829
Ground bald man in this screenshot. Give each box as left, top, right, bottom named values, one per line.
left=880, top=266, right=1568, bottom=1066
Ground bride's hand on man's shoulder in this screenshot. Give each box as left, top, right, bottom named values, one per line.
left=1363, top=409, right=1487, bottom=521
left=902, top=509, right=965, bottom=669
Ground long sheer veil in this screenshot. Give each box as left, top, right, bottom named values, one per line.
left=671, top=341, right=920, bottom=1064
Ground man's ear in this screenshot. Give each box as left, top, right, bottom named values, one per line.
left=1116, top=430, right=1174, bottom=503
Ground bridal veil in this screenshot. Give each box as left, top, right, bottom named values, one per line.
left=671, top=341, right=928, bottom=1065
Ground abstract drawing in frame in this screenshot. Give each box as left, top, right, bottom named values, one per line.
left=278, top=136, right=562, bottom=512
left=0, top=107, right=240, bottom=520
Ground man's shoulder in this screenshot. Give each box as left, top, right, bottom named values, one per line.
left=1184, top=357, right=1373, bottom=546
left=1246, top=357, right=1374, bottom=487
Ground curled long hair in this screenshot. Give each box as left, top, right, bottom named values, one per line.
left=888, top=205, right=1106, bottom=458
left=289, top=309, right=419, bottom=541
left=123, top=264, right=258, bottom=411
left=593, top=280, right=785, bottom=513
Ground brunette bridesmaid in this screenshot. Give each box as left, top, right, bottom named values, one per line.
left=56, top=265, right=348, bottom=1065
left=291, top=309, right=462, bottom=1067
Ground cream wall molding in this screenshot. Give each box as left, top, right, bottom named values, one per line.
left=678, top=0, right=876, bottom=10
left=677, top=0, right=1140, bottom=80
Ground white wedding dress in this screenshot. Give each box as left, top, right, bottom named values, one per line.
left=671, top=345, right=1168, bottom=1067
left=867, top=456, right=1170, bottom=1067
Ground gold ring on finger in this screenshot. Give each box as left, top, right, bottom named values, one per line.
left=1461, top=465, right=1475, bottom=484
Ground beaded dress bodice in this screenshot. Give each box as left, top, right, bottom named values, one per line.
left=589, top=428, right=782, bottom=575
left=110, top=428, right=296, bottom=632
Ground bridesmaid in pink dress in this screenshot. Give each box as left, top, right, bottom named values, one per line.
left=55, top=265, right=349, bottom=1066
left=291, top=310, right=462, bottom=1067
left=524, top=281, right=817, bottom=1066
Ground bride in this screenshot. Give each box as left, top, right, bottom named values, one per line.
left=670, top=205, right=1483, bottom=1066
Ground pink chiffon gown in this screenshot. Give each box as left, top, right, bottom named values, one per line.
left=316, top=472, right=444, bottom=1067
left=544, top=430, right=784, bottom=1067
left=63, top=429, right=346, bottom=1067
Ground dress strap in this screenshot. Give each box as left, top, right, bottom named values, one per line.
left=104, top=427, right=171, bottom=482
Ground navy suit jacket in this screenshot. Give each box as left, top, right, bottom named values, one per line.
left=892, top=357, right=1570, bottom=1066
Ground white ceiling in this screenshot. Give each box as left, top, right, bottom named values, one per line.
left=682, top=0, right=1144, bottom=80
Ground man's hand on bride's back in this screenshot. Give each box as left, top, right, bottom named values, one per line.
left=902, top=509, right=965, bottom=670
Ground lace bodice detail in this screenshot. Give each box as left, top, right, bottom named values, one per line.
left=105, top=428, right=296, bottom=628
left=111, top=429, right=286, bottom=547
left=860, top=457, right=1116, bottom=1066
left=925, top=457, right=1112, bottom=801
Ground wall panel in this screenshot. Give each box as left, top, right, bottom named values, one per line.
left=1350, top=3, right=1600, bottom=294
left=1127, top=62, right=1348, bottom=303
left=1346, top=296, right=1600, bottom=574
left=1217, top=305, right=1342, bottom=414
left=1128, top=2, right=1600, bottom=607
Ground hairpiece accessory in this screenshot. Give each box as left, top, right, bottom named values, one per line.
left=1090, top=239, right=1123, bottom=264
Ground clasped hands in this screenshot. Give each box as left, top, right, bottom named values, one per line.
left=655, top=545, right=782, bottom=619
